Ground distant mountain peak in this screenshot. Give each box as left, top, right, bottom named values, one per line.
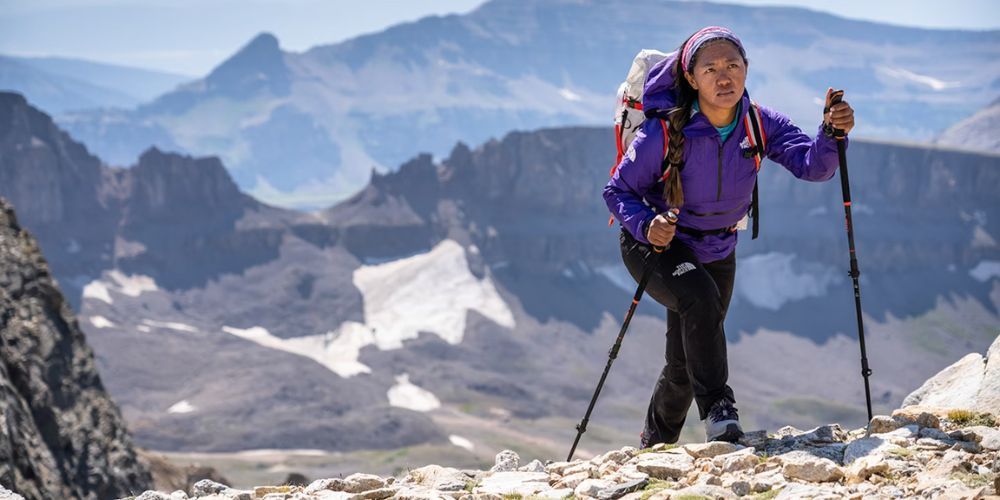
left=204, top=31, right=289, bottom=98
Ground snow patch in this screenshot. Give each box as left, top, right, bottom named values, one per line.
left=970, top=261, right=1000, bottom=282
left=352, top=239, right=515, bottom=349
left=141, top=319, right=199, bottom=333
left=82, top=281, right=113, bottom=304
left=387, top=373, right=441, bottom=412
left=110, top=270, right=158, bottom=296
left=167, top=400, right=196, bottom=414
left=136, top=325, right=152, bottom=333
left=559, top=88, right=582, bottom=101
left=222, top=323, right=375, bottom=377
left=89, top=316, right=115, bottom=329
left=735, top=252, right=841, bottom=310
left=219, top=240, right=515, bottom=378
left=82, top=270, right=158, bottom=304
left=449, top=435, right=474, bottom=451
left=877, top=66, right=960, bottom=91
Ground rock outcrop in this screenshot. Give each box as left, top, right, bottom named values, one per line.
left=904, top=334, right=1000, bottom=416
left=0, top=198, right=152, bottom=499
left=120, top=410, right=1000, bottom=499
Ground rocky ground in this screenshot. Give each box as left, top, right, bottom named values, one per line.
left=52, top=406, right=993, bottom=500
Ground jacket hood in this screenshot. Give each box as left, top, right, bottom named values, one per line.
left=642, top=51, right=679, bottom=116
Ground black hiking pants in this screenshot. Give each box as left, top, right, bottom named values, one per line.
left=620, top=228, right=737, bottom=446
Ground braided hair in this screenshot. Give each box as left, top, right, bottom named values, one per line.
left=663, top=35, right=747, bottom=208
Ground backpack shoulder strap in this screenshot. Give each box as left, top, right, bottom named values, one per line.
left=742, top=101, right=767, bottom=239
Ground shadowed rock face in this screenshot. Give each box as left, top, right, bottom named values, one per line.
left=0, top=198, right=152, bottom=500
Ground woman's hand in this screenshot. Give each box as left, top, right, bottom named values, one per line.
left=824, top=87, right=855, bottom=135
left=646, top=209, right=679, bottom=247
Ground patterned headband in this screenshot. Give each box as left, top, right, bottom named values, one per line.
left=681, top=26, right=746, bottom=73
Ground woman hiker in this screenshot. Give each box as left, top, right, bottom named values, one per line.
left=603, top=26, right=855, bottom=446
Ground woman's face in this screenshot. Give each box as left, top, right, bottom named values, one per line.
left=683, top=41, right=747, bottom=112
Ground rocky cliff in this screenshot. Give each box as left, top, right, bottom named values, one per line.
left=0, top=198, right=152, bottom=499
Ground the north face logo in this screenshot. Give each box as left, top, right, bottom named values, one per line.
left=672, top=262, right=696, bottom=277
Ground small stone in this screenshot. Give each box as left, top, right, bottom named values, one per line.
left=135, top=492, right=172, bottom=500
left=597, top=461, right=619, bottom=477
left=544, top=461, right=577, bottom=475
left=634, top=452, right=695, bottom=480
left=774, top=426, right=805, bottom=439
left=670, top=484, right=736, bottom=499
left=796, top=424, right=846, bottom=443
left=915, top=437, right=953, bottom=450
left=738, top=430, right=768, bottom=448
left=730, top=480, right=750, bottom=496
left=517, top=459, right=545, bottom=473
left=255, top=486, right=294, bottom=497
left=891, top=408, right=941, bottom=429
left=777, top=450, right=844, bottom=483
left=490, top=450, right=520, bottom=472
left=192, top=479, right=230, bottom=496
left=845, top=455, right=889, bottom=483
left=595, top=478, right=648, bottom=500
left=711, top=447, right=758, bottom=473
left=843, top=436, right=897, bottom=464
left=597, top=450, right=629, bottom=466
left=918, top=427, right=952, bottom=441
left=950, top=440, right=983, bottom=454
left=476, top=471, right=550, bottom=496
left=750, top=470, right=784, bottom=493
left=563, top=462, right=597, bottom=478
left=306, top=478, right=347, bottom=493
left=929, top=449, right=973, bottom=475
left=169, top=490, right=188, bottom=500
left=553, top=471, right=590, bottom=490
left=574, top=479, right=613, bottom=498
left=682, top=441, right=741, bottom=459
left=868, top=415, right=901, bottom=434
left=344, top=473, right=386, bottom=493
left=962, top=426, right=1000, bottom=451
left=349, top=488, right=397, bottom=500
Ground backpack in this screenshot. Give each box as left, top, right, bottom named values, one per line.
left=609, top=49, right=768, bottom=239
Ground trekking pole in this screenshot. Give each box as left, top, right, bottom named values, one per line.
left=829, top=89, right=874, bottom=424
left=567, top=211, right=677, bottom=461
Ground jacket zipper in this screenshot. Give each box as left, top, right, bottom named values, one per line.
left=716, top=141, right=723, bottom=201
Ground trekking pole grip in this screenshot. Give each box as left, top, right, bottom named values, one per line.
left=828, top=89, right=846, bottom=139
left=651, top=211, right=679, bottom=253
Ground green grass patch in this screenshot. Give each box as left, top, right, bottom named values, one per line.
left=752, top=487, right=783, bottom=500
left=886, top=446, right=913, bottom=458
left=502, top=494, right=523, bottom=500
left=640, top=478, right=673, bottom=500
left=951, top=471, right=996, bottom=489
left=948, top=409, right=997, bottom=427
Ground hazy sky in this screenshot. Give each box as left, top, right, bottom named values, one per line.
left=1, top=0, right=996, bottom=76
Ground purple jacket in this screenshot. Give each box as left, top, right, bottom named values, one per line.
left=604, top=54, right=847, bottom=263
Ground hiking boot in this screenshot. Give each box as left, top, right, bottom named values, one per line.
left=639, top=430, right=651, bottom=449
left=704, top=399, right=743, bottom=443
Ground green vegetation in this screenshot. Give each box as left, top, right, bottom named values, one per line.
left=634, top=444, right=679, bottom=456
left=886, top=447, right=913, bottom=458
left=947, top=409, right=997, bottom=427
left=751, top=487, right=783, bottom=500
left=951, top=471, right=996, bottom=489
left=639, top=478, right=673, bottom=500
left=502, top=494, right=523, bottom=500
